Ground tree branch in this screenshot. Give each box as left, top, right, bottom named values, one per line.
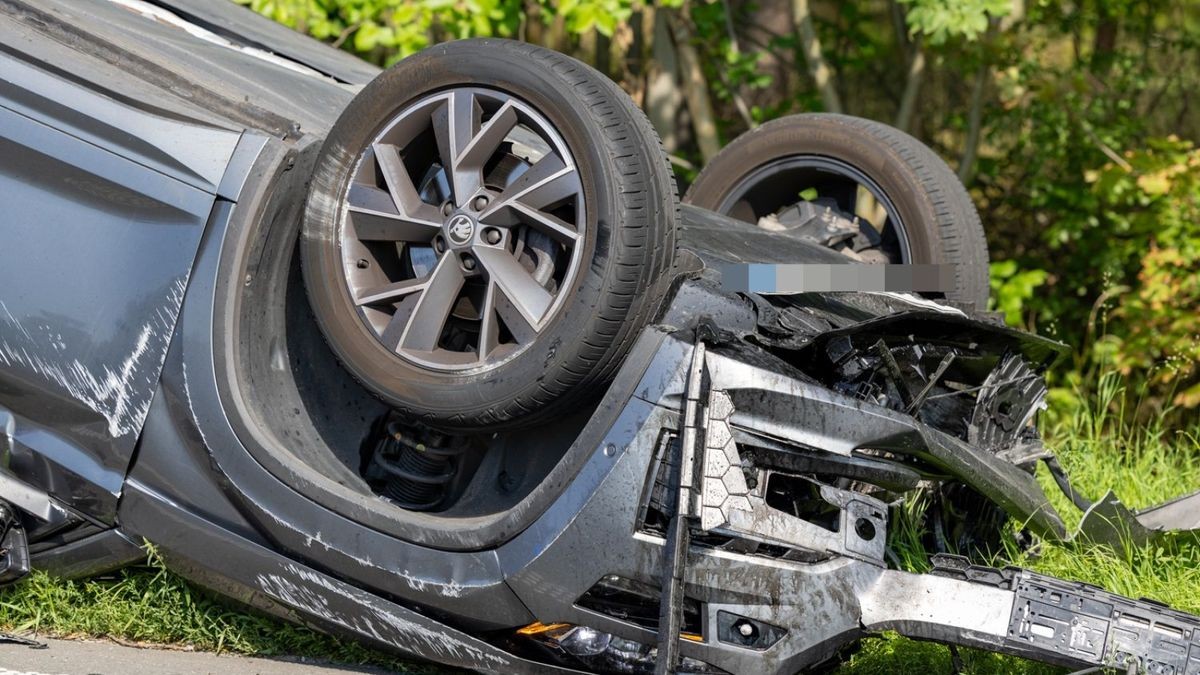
left=720, top=0, right=757, bottom=129
left=958, top=61, right=988, bottom=185
left=668, top=7, right=721, bottom=161
left=645, top=6, right=683, bottom=153
left=792, top=0, right=842, bottom=113
left=894, top=44, right=925, bottom=133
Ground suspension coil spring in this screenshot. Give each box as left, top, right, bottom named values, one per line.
left=372, top=420, right=467, bottom=511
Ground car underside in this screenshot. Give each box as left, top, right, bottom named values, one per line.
left=1, top=1, right=1199, bottom=674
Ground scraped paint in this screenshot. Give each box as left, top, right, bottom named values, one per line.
left=256, top=563, right=508, bottom=668
left=0, top=276, right=188, bottom=437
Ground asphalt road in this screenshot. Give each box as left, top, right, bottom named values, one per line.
left=0, top=637, right=393, bottom=675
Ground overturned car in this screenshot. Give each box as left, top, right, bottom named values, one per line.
left=1, top=1, right=1199, bottom=673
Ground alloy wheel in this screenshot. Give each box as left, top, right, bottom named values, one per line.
left=339, top=88, right=586, bottom=372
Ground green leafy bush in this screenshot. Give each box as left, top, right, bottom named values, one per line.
left=1090, top=138, right=1200, bottom=410
left=988, top=260, right=1048, bottom=328
left=237, top=0, right=527, bottom=63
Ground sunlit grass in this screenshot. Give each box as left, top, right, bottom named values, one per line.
left=0, top=548, right=441, bottom=673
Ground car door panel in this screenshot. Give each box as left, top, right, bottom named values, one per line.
left=0, top=57, right=240, bottom=521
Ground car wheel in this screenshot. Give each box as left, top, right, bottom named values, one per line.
left=684, top=113, right=989, bottom=309
left=301, top=39, right=678, bottom=430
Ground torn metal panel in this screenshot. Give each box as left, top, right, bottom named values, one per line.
left=0, top=405, right=120, bottom=523
left=0, top=463, right=71, bottom=525
left=793, top=307, right=1068, bottom=370
left=1006, top=568, right=1200, bottom=672
left=0, top=502, right=29, bottom=584
left=29, top=527, right=145, bottom=580
left=1137, top=490, right=1200, bottom=532
left=1077, top=489, right=1200, bottom=549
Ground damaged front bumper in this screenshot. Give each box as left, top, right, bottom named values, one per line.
left=501, top=282, right=1200, bottom=674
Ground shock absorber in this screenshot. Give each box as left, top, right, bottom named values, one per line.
left=369, top=420, right=466, bottom=511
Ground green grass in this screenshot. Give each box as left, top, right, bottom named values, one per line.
left=1, top=374, right=1196, bottom=674
left=0, top=549, right=440, bottom=673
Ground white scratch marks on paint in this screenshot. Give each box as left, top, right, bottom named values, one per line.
left=255, top=564, right=507, bottom=667
left=295, top=527, right=465, bottom=599
left=0, top=301, right=31, bottom=341
left=0, top=277, right=188, bottom=437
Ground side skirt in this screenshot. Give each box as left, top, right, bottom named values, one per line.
left=117, top=479, right=583, bottom=675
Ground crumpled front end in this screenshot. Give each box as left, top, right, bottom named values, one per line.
left=499, top=281, right=1200, bottom=674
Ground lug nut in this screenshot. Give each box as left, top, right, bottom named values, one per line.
left=433, top=236, right=445, bottom=253
left=442, top=201, right=454, bottom=216
left=461, top=254, right=476, bottom=271
left=472, top=195, right=489, bottom=211
left=484, top=228, right=502, bottom=245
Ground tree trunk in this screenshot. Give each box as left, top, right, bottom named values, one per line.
left=894, top=45, right=925, bottom=133
left=667, top=9, right=721, bottom=162
left=547, top=11, right=568, bottom=53
left=645, top=8, right=683, bottom=153
left=523, top=0, right=543, bottom=46
left=955, top=4, right=1023, bottom=184
left=889, top=0, right=910, bottom=53
left=958, top=62, right=988, bottom=185
left=594, top=31, right=611, bottom=77
left=1090, top=2, right=1119, bottom=75
left=578, top=30, right=597, bottom=67
left=792, top=0, right=842, bottom=113
left=720, top=0, right=756, bottom=129
left=736, top=0, right=797, bottom=110
left=610, top=20, right=632, bottom=84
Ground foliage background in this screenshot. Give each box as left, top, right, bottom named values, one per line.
left=241, top=0, right=1200, bottom=428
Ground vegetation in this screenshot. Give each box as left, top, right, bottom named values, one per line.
left=241, top=0, right=1200, bottom=428
left=0, top=548, right=437, bottom=672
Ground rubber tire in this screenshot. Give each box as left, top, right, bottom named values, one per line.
left=684, top=113, right=989, bottom=309
left=301, top=39, right=678, bottom=431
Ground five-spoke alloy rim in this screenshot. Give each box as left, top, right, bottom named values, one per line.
left=339, top=88, right=586, bottom=372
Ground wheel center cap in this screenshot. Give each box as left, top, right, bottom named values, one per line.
left=445, top=214, right=475, bottom=246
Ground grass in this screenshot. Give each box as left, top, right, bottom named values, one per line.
left=1, top=375, right=1196, bottom=674
left=0, top=549, right=439, bottom=673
